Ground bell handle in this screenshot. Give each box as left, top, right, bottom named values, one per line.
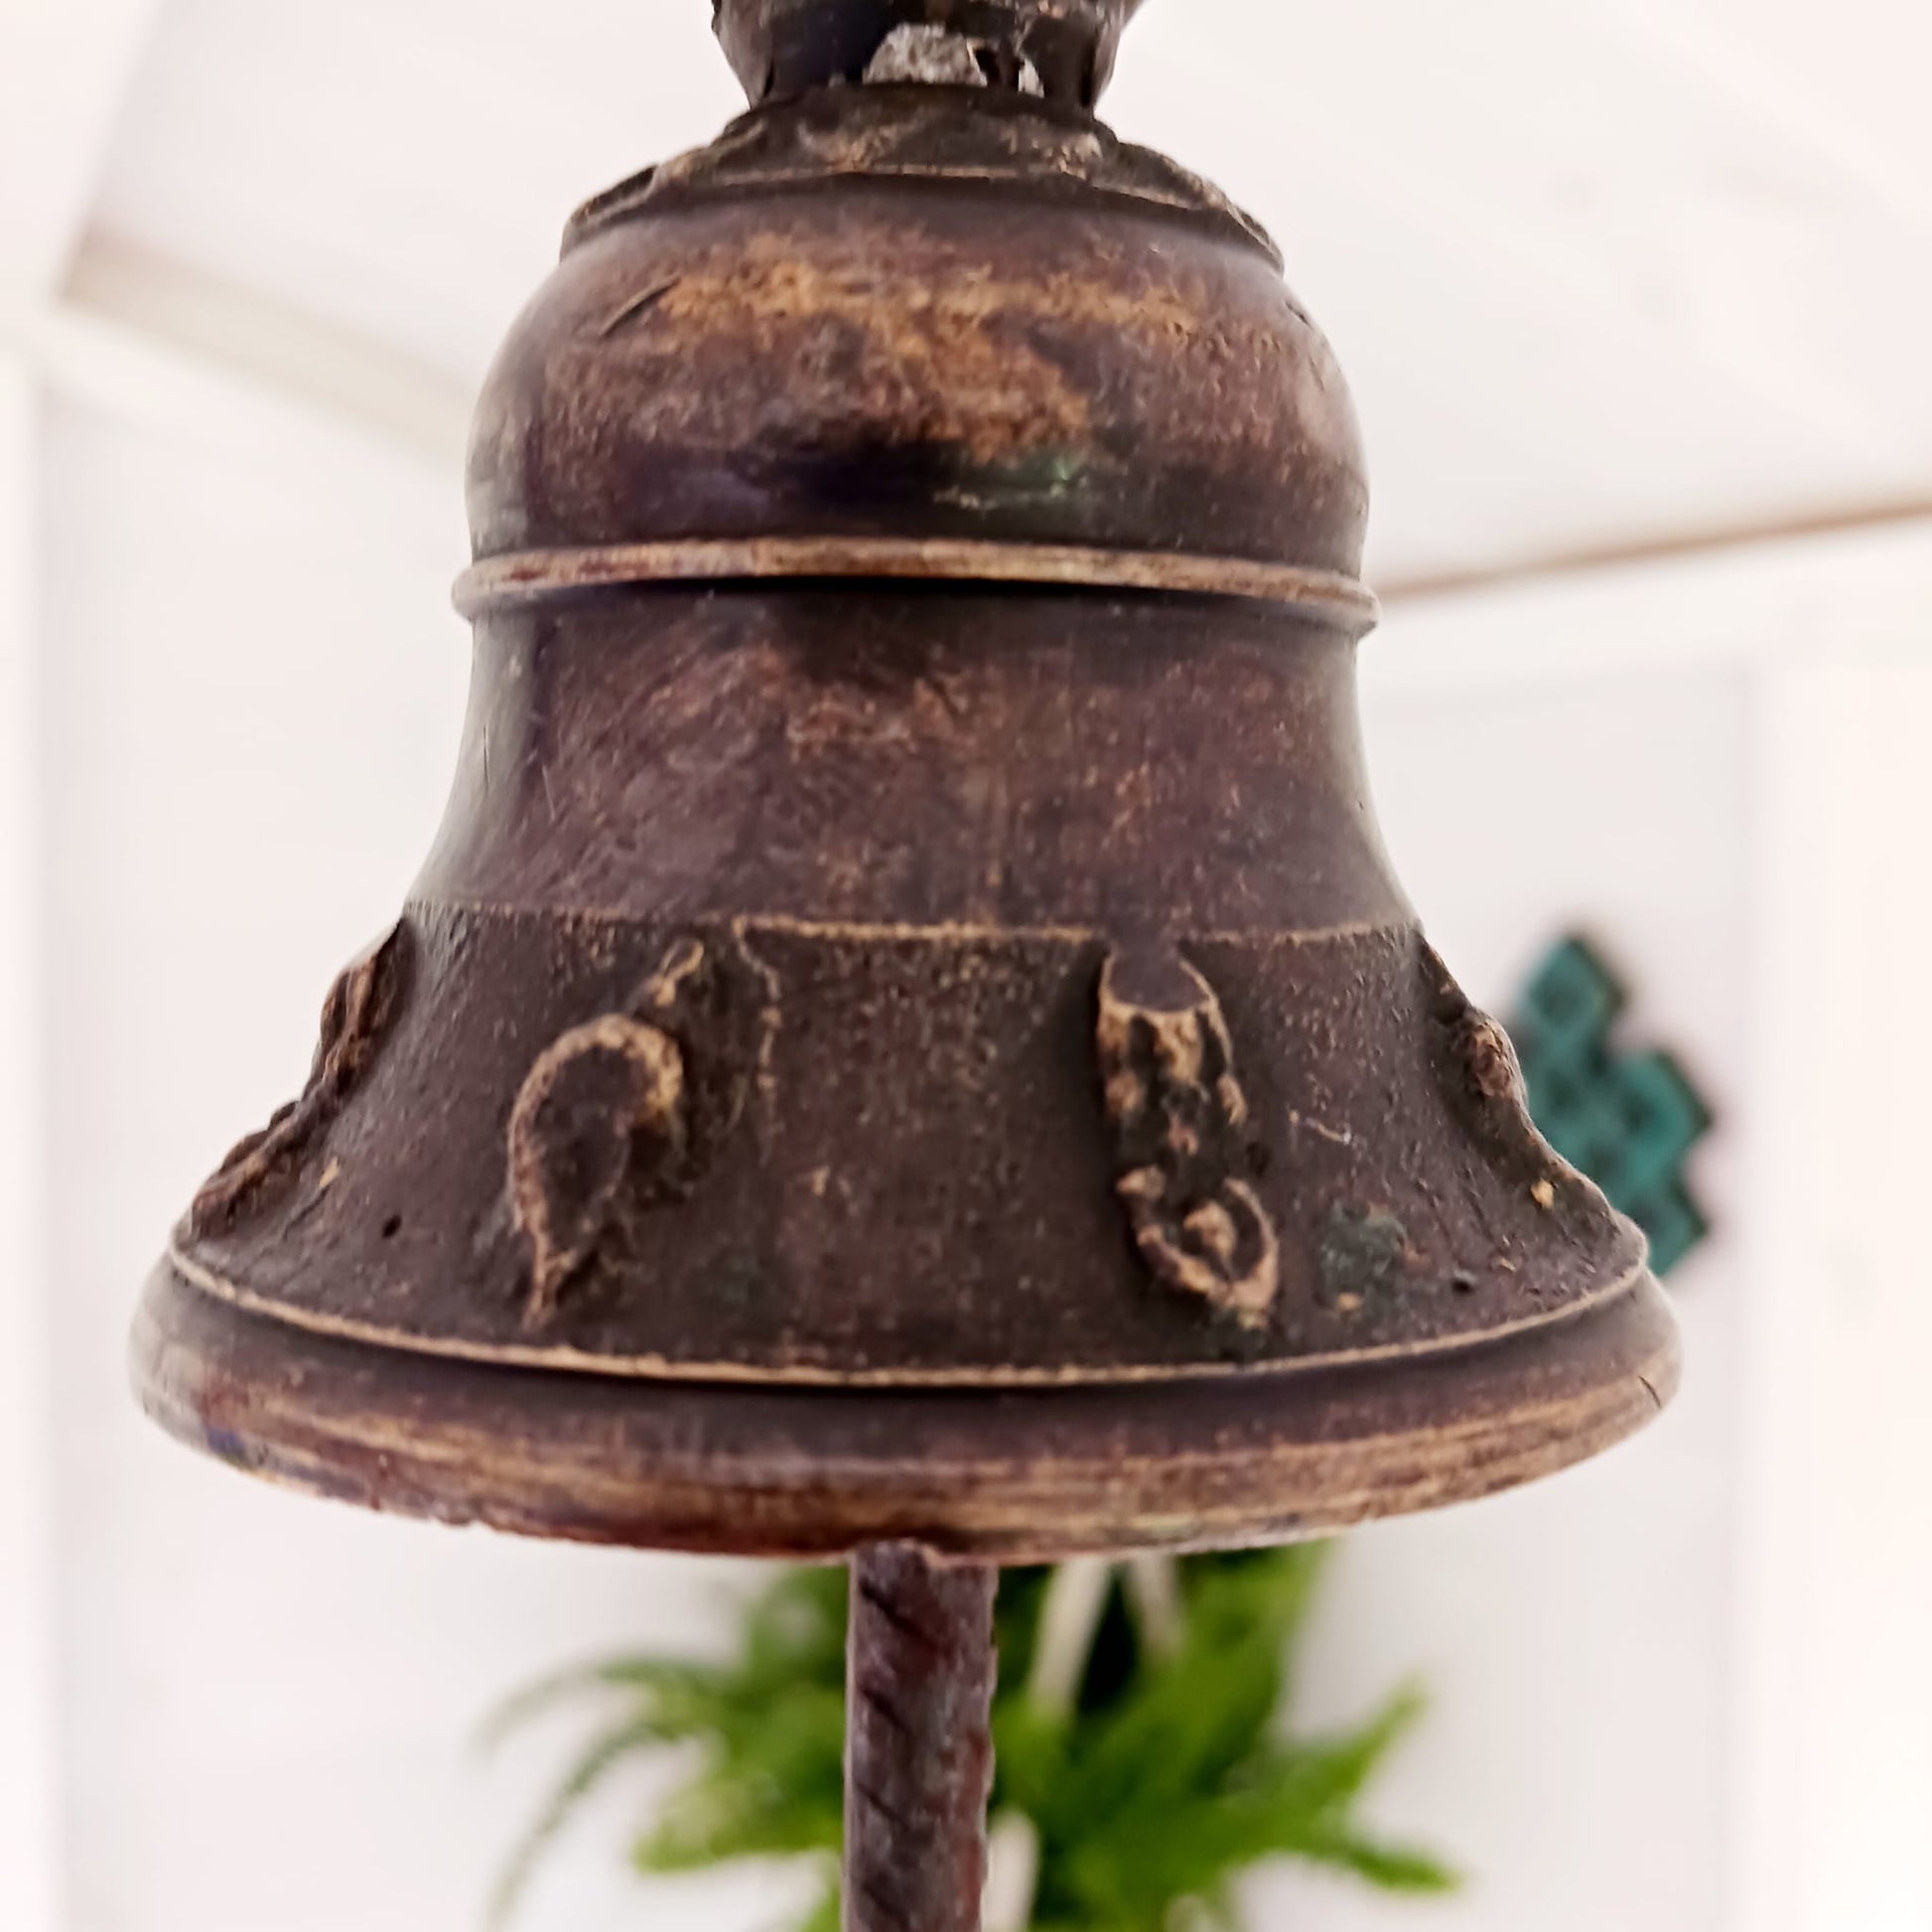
left=711, top=0, right=1146, bottom=107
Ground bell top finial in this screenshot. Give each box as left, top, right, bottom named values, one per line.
left=713, top=0, right=1144, bottom=107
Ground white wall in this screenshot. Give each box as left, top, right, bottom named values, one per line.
left=1, top=349, right=61, bottom=1932
left=1779, top=664, right=1932, bottom=1932
left=23, top=380, right=1932, bottom=1932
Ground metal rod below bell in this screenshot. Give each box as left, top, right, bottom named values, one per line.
left=845, top=1546, right=999, bottom=1932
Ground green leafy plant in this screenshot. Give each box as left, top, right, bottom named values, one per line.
left=487, top=1547, right=1454, bottom=1930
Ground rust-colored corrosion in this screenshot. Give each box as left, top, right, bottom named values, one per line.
left=131, top=6, right=1680, bottom=1925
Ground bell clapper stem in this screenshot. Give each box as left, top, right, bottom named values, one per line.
left=844, top=1545, right=998, bottom=1932
left=840, top=1546, right=1189, bottom=1932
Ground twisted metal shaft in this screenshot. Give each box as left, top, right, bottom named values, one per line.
left=844, top=1544, right=999, bottom=1932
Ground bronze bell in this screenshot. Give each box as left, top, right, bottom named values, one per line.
left=133, top=1, right=1677, bottom=1922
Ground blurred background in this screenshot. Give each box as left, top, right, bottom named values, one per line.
left=1, top=0, right=1928, bottom=1928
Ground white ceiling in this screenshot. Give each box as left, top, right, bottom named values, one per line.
left=64, top=0, right=1932, bottom=584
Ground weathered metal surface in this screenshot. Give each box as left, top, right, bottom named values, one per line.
left=133, top=0, right=1678, bottom=1561
left=844, top=1546, right=997, bottom=1932
left=715, top=0, right=1144, bottom=105
left=566, top=85, right=1278, bottom=259
left=158, top=584, right=1643, bottom=1389
left=473, top=90, right=1354, bottom=581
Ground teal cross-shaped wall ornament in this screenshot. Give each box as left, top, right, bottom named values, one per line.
left=1509, top=936, right=1714, bottom=1278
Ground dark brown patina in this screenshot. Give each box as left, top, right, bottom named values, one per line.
left=132, top=4, right=1679, bottom=1924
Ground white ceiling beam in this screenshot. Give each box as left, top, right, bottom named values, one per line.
left=0, top=0, right=168, bottom=303
left=1379, top=496, right=1932, bottom=613
left=1370, top=505, right=1932, bottom=697
left=2, top=235, right=470, bottom=475
left=65, top=235, right=473, bottom=464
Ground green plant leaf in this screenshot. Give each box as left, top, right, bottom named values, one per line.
left=489, top=1712, right=673, bottom=1928
left=1237, top=1684, right=1430, bottom=1821
left=491, top=1548, right=1454, bottom=1931
left=1038, top=1552, right=1327, bottom=1839
left=481, top=1658, right=750, bottom=1753
left=794, top=1876, right=842, bottom=1932
left=741, top=1567, right=850, bottom=1685
left=635, top=1774, right=844, bottom=1873
left=1292, top=1831, right=1459, bottom=1894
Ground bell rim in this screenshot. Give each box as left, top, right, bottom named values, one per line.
left=163, top=1237, right=1655, bottom=1392
left=134, top=1257, right=1679, bottom=1563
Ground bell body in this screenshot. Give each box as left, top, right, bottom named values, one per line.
left=135, top=49, right=1676, bottom=1559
